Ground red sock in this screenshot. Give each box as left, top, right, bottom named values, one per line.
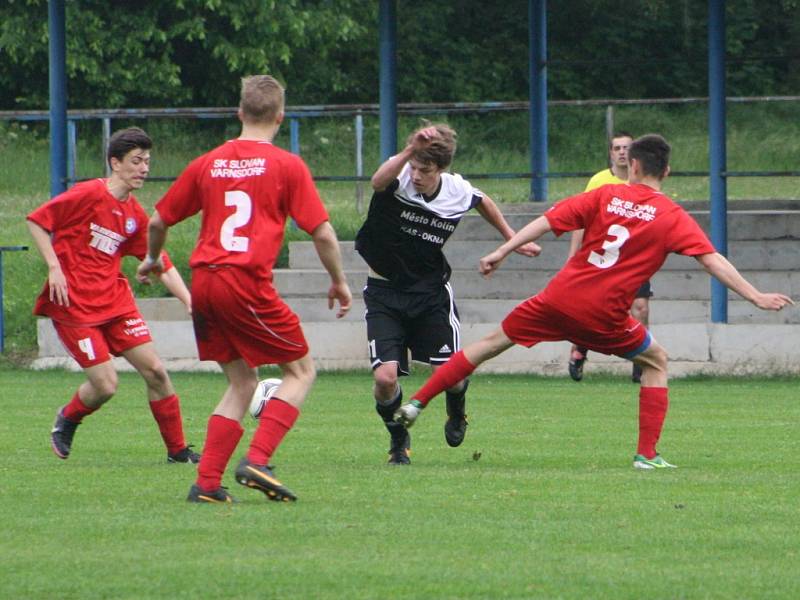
left=637, top=386, right=669, bottom=459
left=149, top=394, right=187, bottom=455
left=247, top=398, right=299, bottom=466
left=413, top=350, right=476, bottom=407
left=196, top=415, right=244, bottom=492
left=62, top=391, right=97, bottom=423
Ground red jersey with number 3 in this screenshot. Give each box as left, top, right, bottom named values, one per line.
left=27, top=179, right=173, bottom=326
left=155, top=139, right=329, bottom=282
left=541, top=183, right=715, bottom=329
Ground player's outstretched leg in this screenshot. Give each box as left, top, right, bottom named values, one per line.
left=234, top=457, right=297, bottom=502
left=444, top=378, right=469, bottom=447
left=376, top=386, right=411, bottom=465
left=396, top=349, right=480, bottom=429
left=568, top=346, right=588, bottom=381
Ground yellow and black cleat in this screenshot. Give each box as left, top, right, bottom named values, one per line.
left=234, top=457, right=297, bottom=502
left=187, top=484, right=236, bottom=504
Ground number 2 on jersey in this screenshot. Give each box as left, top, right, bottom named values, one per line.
left=220, top=190, right=252, bottom=252
left=587, top=224, right=630, bottom=269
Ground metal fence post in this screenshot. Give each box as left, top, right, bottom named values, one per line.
left=102, top=117, right=111, bottom=176
left=67, top=119, right=77, bottom=187
left=605, top=105, right=614, bottom=141
left=290, top=118, right=300, bottom=155
left=355, top=111, right=364, bottom=212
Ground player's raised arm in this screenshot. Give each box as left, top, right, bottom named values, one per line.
left=27, top=220, right=69, bottom=307
left=474, top=193, right=541, bottom=257
left=695, top=252, right=794, bottom=310
left=311, top=221, right=352, bottom=318
left=479, top=215, right=552, bottom=277
left=370, top=126, right=440, bottom=191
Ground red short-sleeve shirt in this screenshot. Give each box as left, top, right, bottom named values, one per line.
left=27, top=179, right=173, bottom=326
left=156, top=139, right=329, bottom=283
left=539, top=183, right=715, bottom=330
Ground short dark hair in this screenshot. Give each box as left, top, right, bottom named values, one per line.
left=608, top=131, right=634, bottom=148
left=628, top=134, right=671, bottom=179
left=107, top=127, right=152, bottom=166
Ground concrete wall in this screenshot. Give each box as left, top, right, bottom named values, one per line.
left=34, top=317, right=800, bottom=377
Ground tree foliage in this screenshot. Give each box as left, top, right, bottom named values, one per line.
left=1, top=0, right=798, bottom=110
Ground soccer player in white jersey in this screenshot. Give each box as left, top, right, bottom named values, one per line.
left=355, top=123, right=540, bottom=464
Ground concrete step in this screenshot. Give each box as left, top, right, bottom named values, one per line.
left=448, top=210, right=800, bottom=241
left=289, top=239, right=800, bottom=272
left=272, top=268, right=800, bottom=301
left=137, top=296, right=800, bottom=325
left=35, top=318, right=800, bottom=376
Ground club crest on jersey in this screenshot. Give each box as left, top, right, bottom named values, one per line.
left=125, top=218, right=137, bottom=234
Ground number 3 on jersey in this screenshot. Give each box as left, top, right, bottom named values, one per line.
left=587, top=224, right=630, bottom=269
left=220, top=190, right=252, bottom=252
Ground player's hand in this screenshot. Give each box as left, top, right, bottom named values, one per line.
left=410, top=126, right=439, bottom=149
left=514, top=241, right=542, bottom=257
left=752, top=292, right=794, bottom=311
left=479, top=249, right=507, bottom=278
left=328, top=281, right=352, bottom=319
left=48, top=265, right=69, bottom=307
left=136, top=255, right=165, bottom=284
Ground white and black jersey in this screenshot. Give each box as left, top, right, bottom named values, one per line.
left=355, top=163, right=483, bottom=292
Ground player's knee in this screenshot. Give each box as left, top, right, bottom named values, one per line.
left=141, top=359, right=170, bottom=389
left=287, top=355, right=316, bottom=386
left=93, top=373, right=119, bottom=399
left=373, top=367, right=397, bottom=394
left=649, top=344, right=668, bottom=370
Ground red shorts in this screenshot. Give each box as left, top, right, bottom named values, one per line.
left=53, top=311, right=152, bottom=368
left=501, top=295, right=650, bottom=358
left=191, top=266, right=308, bottom=367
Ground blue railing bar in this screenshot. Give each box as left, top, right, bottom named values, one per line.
left=5, top=95, right=800, bottom=122
left=65, top=169, right=800, bottom=186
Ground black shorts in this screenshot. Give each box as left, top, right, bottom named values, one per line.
left=363, top=278, right=461, bottom=375
left=635, top=281, right=653, bottom=299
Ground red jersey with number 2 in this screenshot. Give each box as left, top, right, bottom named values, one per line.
left=155, top=139, right=329, bottom=283
left=541, top=183, right=715, bottom=329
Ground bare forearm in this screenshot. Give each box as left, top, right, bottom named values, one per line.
left=475, top=195, right=515, bottom=240
left=159, top=267, right=191, bottom=307
left=147, top=211, right=168, bottom=260
left=696, top=252, right=759, bottom=303
left=495, top=216, right=552, bottom=258
left=312, top=222, right=347, bottom=283
left=27, top=221, right=60, bottom=269
left=371, top=145, right=414, bottom=191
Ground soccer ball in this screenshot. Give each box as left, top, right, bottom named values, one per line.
left=249, top=378, right=282, bottom=419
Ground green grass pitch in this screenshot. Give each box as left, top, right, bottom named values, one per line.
left=1, top=369, right=798, bottom=599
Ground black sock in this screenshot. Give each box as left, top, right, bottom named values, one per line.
left=375, top=386, right=405, bottom=441
left=445, top=378, right=469, bottom=415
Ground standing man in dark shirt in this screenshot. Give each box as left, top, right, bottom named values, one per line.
left=355, top=123, right=540, bottom=464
